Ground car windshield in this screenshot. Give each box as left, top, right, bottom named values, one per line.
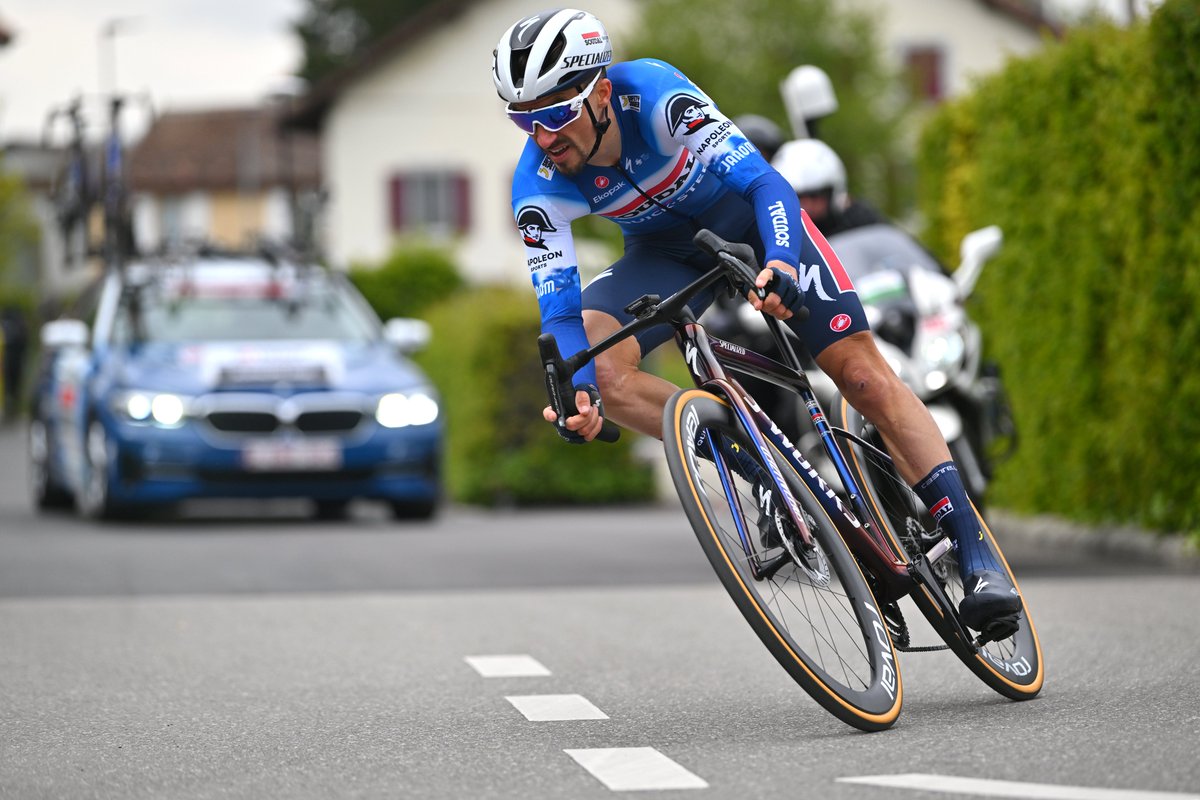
left=112, top=278, right=380, bottom=345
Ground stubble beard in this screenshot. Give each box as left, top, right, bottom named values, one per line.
left=551, top=138, right=588, bottom=177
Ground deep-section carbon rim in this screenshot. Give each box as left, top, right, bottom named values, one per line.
left=664, top=389, right=902, bottom=731
left=830, top=394, right=1044, bottom=700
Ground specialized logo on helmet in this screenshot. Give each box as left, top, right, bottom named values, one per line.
left=516, top=205, right=556, bottom=251
left=513, top=14, right=545, bottom=46
left=666, top=93, right=716, bottom=137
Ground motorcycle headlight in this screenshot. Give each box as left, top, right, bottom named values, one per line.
left=376, top=391, right=439, bottom=428
left=920, top=331, right=965, bottom=372
left=112, top=390, right=190, bottom=427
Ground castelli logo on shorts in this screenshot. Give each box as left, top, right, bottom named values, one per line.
left=830, top=314, right=852, bottom=332
left=594, top=176, right=609, bottom=189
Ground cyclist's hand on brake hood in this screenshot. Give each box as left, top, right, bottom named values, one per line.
left=543, top=384, right=605, bottom=443
left=747, top=259, right=802, bottom=321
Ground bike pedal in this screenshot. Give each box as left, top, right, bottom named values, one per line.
left=975, top=613, right=1020, bottom=646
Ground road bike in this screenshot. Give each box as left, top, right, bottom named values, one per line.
left=539, top=229, right=1043, bottom=731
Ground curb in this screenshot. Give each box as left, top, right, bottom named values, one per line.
left=989, top=508, right=1200, bottom=573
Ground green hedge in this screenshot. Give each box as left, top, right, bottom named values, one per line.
left=916, top=0, right=1200, bottom=538
left=413, top=285, right=656, bottom=506
left=347, top=242, right=464, bottom=320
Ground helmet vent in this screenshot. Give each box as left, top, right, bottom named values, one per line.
left=539, top=33, right=566, bottom=78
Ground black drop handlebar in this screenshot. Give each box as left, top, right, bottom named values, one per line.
left=538, top=229, right=808, bottom=444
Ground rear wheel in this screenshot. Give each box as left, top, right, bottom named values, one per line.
left=830, top=394, right=1044, bottom=700
left=663, top=389, right=902, bottom=732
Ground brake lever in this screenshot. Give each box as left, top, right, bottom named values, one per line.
left=537, top=333, right=620, bottom=443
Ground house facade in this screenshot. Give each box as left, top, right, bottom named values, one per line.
left=128, top=106, right=321, bottom=255
left=291, top=0, right=1058, bottom=284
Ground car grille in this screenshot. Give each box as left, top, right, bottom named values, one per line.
left=296, top=410, right=364, bottom=432
left=208, top=411, right=279, bottom=433
left=197, top=395, right=369, bottom=437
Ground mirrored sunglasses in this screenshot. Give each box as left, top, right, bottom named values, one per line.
left=506, top=72, right=601, bottom=135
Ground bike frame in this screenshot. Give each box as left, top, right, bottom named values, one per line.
left=559, top=263, right=920, bottom=595
left=672, top=304, right=919, bottom=596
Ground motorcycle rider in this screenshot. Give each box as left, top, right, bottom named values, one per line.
left=771, top=137, right=891, bottom=238
left=730, top=114, right=787, bottom=163
left=494, top=8, right=1020, bottom=632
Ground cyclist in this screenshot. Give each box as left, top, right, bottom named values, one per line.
left=493, top=8, right=1020, bottom=632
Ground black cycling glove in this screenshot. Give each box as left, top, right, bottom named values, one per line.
left=553, top=383, right=604, bottom=444
left=764, top=266, right=804, bottom=313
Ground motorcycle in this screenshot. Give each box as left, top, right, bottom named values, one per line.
left=702, top=223, right=1015, bottom=504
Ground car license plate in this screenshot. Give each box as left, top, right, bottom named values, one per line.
left=242, top=438, right=343, bottom=472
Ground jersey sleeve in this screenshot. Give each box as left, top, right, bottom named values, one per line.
left=639, top=59, right=803, bottom=269
left=512, top=183, right=596, bottom=387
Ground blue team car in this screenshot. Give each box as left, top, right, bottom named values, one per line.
left=28, top=255, right=442, bottom=520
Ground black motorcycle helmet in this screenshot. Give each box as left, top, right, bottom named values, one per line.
left=733, top=114, right=786, bottom=163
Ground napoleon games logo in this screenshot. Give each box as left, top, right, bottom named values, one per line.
left=517, top=205, right=556, bottom=251
left=666, top=93, right=716, bottom=137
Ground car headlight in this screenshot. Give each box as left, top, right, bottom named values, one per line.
left=112, top=390, right=190, bottom=427
left=376, top=391, right=439, bottom=428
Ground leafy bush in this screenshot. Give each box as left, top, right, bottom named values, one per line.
left=348, top=242, right=463, bottom=320
left=916, top=0, right=1200, bottom=539
left=415, top=285, right=656, bottom=506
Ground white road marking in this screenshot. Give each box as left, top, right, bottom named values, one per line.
left=565, top=747, right=709, bottom=791
left=838, top=774, right=1200, bottom=799
left=505, top=694, right=609, bottom=721
left=464, top=654, right=551, bottom=677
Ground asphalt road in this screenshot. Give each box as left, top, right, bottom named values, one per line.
left=2, top=423, right=1198, bottom=800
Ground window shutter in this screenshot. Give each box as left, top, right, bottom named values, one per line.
left=389, top=175, right=406, bottom=231
left=453, top=173, right=471, bottom=233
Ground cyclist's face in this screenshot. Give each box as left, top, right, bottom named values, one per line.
left=512, top=80, right=610, bottom=177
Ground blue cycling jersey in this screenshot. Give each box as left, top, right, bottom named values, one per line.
left=511, top=58, right=805, bottom=386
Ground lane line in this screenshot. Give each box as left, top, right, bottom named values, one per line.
left=565, top=747, right=709, bottom=791
left=464, top=654, right=551, bottom=677
left=505, top=694, right=609, bottom=721
left=838, top=774, right=1200, bottom=799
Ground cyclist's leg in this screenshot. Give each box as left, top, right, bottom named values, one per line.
left=580, top=241, right=722, bottom=438
left=784, top=212, right=1020, bottom=628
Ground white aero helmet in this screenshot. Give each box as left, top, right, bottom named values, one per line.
left=493, top=8, right=613, bottom=104
left=771, top=138, right=849, bottom=212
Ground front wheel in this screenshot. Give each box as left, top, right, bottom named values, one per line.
left=663, top=389, right=902, bottom=732
left=78, top=419, right=133, bottom=520
left=830, top=394, right=1044, bottom=700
